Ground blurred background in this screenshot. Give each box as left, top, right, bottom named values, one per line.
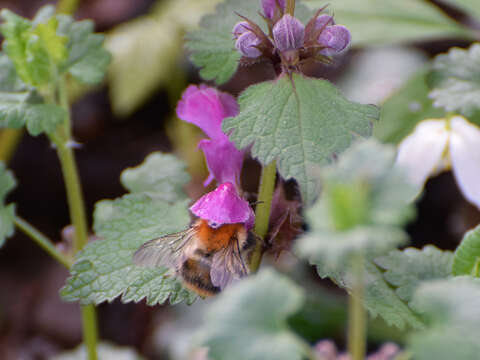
left=0, top=0, right=479, bottom=358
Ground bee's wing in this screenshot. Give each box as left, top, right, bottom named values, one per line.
left=210, top=241, right=249, bottom=290
left=132, top=228, right=196, bottom=269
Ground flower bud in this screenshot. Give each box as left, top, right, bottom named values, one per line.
left=272, top=14, right=305, bottom=52
left=318, top=24, right=351, bottom=56
left=261, top=0, right=286, bottom=20
left=235, top=31, right=262, bottom=58
left=232, top=21, right=252, bottom=39
left=314, top=14, right=334, bottom=31
left=190, top=182, right=255, bottom=229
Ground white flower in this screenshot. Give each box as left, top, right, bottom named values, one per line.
left=396, top=115, right=480, bottom=209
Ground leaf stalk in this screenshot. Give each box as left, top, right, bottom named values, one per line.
left=14, top=216, right=73, bottom=268
left=251, top=160, right=277, bottom=272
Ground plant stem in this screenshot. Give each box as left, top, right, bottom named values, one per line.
left=0, top=129, right=24, bottom=163
left=14, top=216, right=72, bottom=268
left=250, top=160, right=277, bottom=272
left=57, top=0, right=80, bottom=14
left=286, top=0, right=295, bottom=15
left=348, top=253, right=367, bottom=360
left=52, top=77, right=98, bottom=359
left=81, top=305, right=99, bottom=359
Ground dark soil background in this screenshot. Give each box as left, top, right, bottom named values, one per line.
left=0, top=0, right=479, bottom=359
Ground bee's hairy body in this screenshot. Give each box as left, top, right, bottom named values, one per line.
left=133, top=219, right=258, bottom=297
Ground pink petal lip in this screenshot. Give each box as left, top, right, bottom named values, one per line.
left=176, top=85, right=239, bottom=141
left=190, top=182, right=255, bottom=229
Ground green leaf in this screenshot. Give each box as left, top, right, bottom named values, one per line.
left=52, top=342, right=145, bottom=360
left=0, top=90, right=66, bottom=136
left=185, top=0, right=312, bottom=84
left=374, top=69, right=445, bottom=144
left=296, top=140, right=421, bottom=329
left=57, top=16, right=111, bottom=84
left=376, top=246, right=453, bottom=305
left=0, top=162, right=16, bottom=248
left=120, top=152, right=190, bottom=203
left=316, top=260, right=423, bottom=330
left=61, top=153, right=195, bottom=305
left=107, top=0, right=222, bottom=117
left=0, top=8, right=68, bottom=86
left=296, top=140, right=415, bottom=267
left=408, top=277, right=480, bottom=360
left=429, top=43, right=480, bottom=116
left=305, top=0, right=474, bottom=47
left=60, top=194, right=196, bottom=305
left=196, top=268, right=309, bottom=360
left=224, top=73, right=379, bottom=205
left=452, top=224, right=480, bottom=276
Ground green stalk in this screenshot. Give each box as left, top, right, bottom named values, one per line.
left=57, top=0, right=80, bottom=14
left=250, top=160, right=277, bottom=272
left=50, top=76, right=98, bottom=360
left=286, top=0, right=295, bottom=15
left=348, top=253, right=367, bottom=360
left=14, top=216, right=72, bottom=268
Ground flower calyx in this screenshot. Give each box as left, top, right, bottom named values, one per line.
left=232, top=4, right=351, bottom=74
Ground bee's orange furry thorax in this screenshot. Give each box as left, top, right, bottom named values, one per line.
left=195, top=219, right=244, bottom=252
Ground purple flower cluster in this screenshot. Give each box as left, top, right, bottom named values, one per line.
left=232, top=0, right=351, bottom=68
left=176, top=85, right=254, bottom=229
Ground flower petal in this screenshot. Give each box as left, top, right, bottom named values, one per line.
left=261, top=0, right=286, bottom=20
left=190, top=182, right=255, bottom=229
left=272, top=14, right=305, bottom=52
left=198, top=139, right=245, bottom=187
left=315, top=14, right=335, bottom=31
left=318, top=25, right=351, bottom=56
left=396, top=119, right=449, bottom=189
left=235, top=31, right=262, bottom=58
left=449, top=116, right=480, bottom=209
left=176, top=85, right=238, bottom=141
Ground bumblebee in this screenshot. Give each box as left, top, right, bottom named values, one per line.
left=133, top=219, right=259, bottom=297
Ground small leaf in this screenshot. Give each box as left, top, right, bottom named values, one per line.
left=305, top=0, right=474, bottom=46
left=0, top=8, right=68, bottom=86
left=408, top=277, right=480, bottom=360
left=57, top=15, right=111, bottom=84
left=185, top=0, right=312, bottom=84
left=52, top=342, right=145, bottom=360
left=60, top=194, right=195, bottom=305
left=374, top=69, right=445, bottom=144
left=224, top=73, right=378, bottom=205
left=429, top=43, right=480, bottom=116
left=0, top=162, right=16, bottom=247
left=376, top=245, right=453, bottom=305
left=120, top=152, right=190, bottom=203
left=452, top=224, right=480, bottom=276
left=296, top=140, right=415, bottom=268
left=0, top=90, right=66, bottom=136
left=62, top=154, right=195, bottom=305
left=196, top=268, right=309, bottom=360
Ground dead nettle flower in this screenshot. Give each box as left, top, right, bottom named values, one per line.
left=232, top=2, right=351, bottom=70
left=176, top=85, right=254, bottom=229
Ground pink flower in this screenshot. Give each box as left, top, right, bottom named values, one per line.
left=261, top=0, right=286, bottom=20
left=190, top=182, right=255, bottom=229
left=272, top=14, right=305, bottom=52
left=176, top=85, right=244, bottom=187
left=316, top=19, right=351, bottom=56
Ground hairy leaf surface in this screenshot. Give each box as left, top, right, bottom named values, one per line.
left=376, top=246, right=453, bottom=304
left=61, top=153, right=196, bottom=305
left=224, top=74, right=378, bottom=205
left=196, top=268, right=309, bottom=360
left=452, top=224, right=480, bottom=276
